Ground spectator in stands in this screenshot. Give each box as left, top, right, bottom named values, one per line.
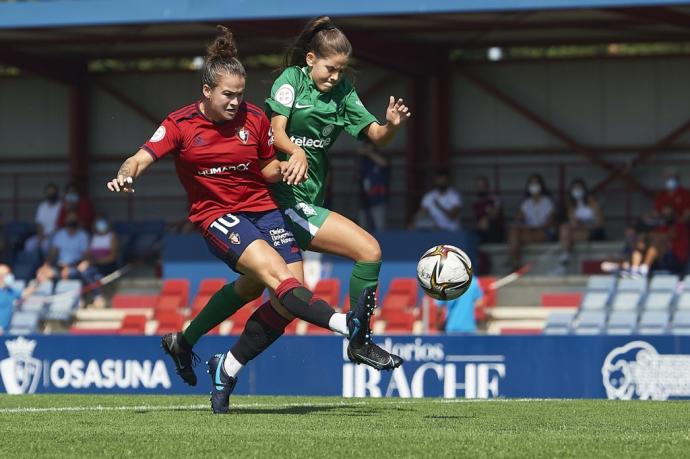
left=57, top=181, right=95, bottom=230
left=556, top=179, right=605, bottom=271
left=413, top=170, right=462, bottom=231
left=0, top=264, right=38, bottom=334
left=441, top=276, right=484, bottom=334
left=25, top=183, right=62, bottom=255
left=654, top=170, right=690, bottom=225
left=472, top=175, right=504, bottom=243
left=41, top=211, right=89, bottom=280
left=86, top=216, right=120, bottom=276
left=508, top=174, right=555, bottom=270
left=357, top=139, right=390, bottom=231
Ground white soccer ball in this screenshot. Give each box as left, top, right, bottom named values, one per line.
left=416, top=245, right=473, bottom=301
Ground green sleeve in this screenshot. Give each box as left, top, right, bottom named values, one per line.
left=343, top=88, right=378, bottom=138
left=265, top=67, right=302, bottom=118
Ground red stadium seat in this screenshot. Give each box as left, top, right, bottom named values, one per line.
left=111, top=294, right=158, bottom=309
left=284, top=319, right=300, bottom=335
left=312, top=278, right=341, bottom=308
left=541, top=292, right=583, bottom=308
left=190, top=278, right=227, bottom=315
left=340, top=294, right=350, bottom=313
left=160, top=279, right=190, bottom=308
left=155, top=294, right=185, bottom=312
left=381, top=309, right=417, bottom=333
left=500, top=328, right=542, bottom=335
left=156, top=311, right=186, bottom=334
left=229, top=304, right=258, bottom=334
left=382, top=278, right=418, bottom=311
left=119, top=314, right=147, bottom=335
left=305, top=322, right=333, bottom=335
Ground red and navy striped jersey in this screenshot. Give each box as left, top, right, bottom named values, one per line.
left=142, top=101, right=276, bottom=230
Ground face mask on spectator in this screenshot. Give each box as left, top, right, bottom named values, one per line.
left=65, top=193, right=79, bottom=203
left=1, top=273, right=15, bottom=288
left=95, top=219, right=108, bottom=233
left=571, top=187, right=585, bottom=200
left=528, top=183, right=541, bottom=196
left=666, top=178, right=678, bottom=191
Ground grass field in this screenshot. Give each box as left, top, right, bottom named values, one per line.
left=1, top=395, right=689, bottom=457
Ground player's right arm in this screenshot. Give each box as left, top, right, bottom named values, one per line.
left=106, top=150, right=155, bottom=193
left=107, top=118, right=182, bottom=193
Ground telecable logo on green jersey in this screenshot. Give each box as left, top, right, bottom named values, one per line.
left=290, top=135, right=332, bottom=148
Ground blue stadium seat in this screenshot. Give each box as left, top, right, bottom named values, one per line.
left=648, top=274, right=679, bottom=292
left=606, top=311, right=637, bottom=335
left=580, top=291, right=609, bottom=311
left=586, top=275, right=616, bottom=291
left=8, top=310, right=40, bottom=335
left=675, top=292, right=690, bottom=311
left=574, top=311, right=606, bottom=335
left=610, top=291, right=642, bottom=311
left=21, top=295, right=46, bottom=315
left=55, top=279, right=81, bottom=295
left=617, top=277, right=647, bottom=293
left=670, top=311, right=690, bottom=335
left=542, top=312, right=575, bottom=335
left=637, top=311, right=670, bottom=335
left=45, top=296, right=79, bottom=321
left=642, top=291, right=673, bottom=311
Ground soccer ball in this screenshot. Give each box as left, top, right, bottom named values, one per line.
left=416, top=245, right=473, bottom=301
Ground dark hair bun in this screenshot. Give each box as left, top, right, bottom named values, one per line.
left=207, top=25, right=238, bottom=60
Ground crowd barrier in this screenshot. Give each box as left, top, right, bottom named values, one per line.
left=2, top=335, right=689, bottom=400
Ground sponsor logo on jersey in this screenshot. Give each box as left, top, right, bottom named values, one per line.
left=197, top=162, right=252, bottom=176
left=228, top=232, right=241, bottom=245
left=237, top=127, right=249, bottom=144
left=294, top=102, right=313, bottom=109
left=193, top=135, right=206, bottom=146
left=295, top=202, right=317, bottom=217
left=289, top=135, right=332, bottom=148
left=275, top=84, right=295, bottom=107
left=269, top=228, right=296, bottom=247
left=149, top=126, right=166, bottom=143
left=322, top=124, right=335, bottom=136
left=268, top=128, right=275, bottom=146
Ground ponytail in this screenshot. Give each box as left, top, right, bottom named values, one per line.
left=281, top=16, right=351, bottom=70
left=202, top=25, right=246, bottom=88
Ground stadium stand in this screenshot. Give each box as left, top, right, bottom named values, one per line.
left=573, top=311, right=607, bottom=335
left=671, top=310, right=690, bottom=335
left=637, top=310, right=670, bottom=335
left=312, top=278, right=341, bottom=308
left=8, top=310, right=40, bottom=335
left=542, top=311, right=575, bottom=335
left=606, top=311, right=637, bottom=335
left=119, top=314, right=147, bottom=334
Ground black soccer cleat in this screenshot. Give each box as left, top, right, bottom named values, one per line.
left=207, top=353, right=237, bottom=414
left=346, top=287, right=377, bottom=347
left=161, top=332, right=200, bottom=386
left=346, top=287, right=404, bottom=371
left=347, top=342, right=404, bottom=371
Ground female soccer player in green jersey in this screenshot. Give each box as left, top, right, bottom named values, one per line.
left=165, top=17, right=409, bottom=384
left=266, top=15, right=410, bottom=312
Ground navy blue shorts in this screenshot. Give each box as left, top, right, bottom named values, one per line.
left=203, top=209, right=302, bottom=274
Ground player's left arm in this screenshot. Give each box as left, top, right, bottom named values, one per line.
left=363, top=96, right=411, bottom=146
left=260, top=158, right=288, bottom=183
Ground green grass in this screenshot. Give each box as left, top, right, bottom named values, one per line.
left=1, top=395, right=689, bottom=457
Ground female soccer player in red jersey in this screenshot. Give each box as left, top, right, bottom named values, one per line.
left=107, top=27, right=400, bottom=414
left=180, top=17, right=411, bottom=376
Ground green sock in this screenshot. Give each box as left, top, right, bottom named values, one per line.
left=182, top=282, right=248, bottom=346
left=349, top=260, right=382, bottom=309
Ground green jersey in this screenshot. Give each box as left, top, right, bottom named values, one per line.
left=265, top=66, right=377, bottom=207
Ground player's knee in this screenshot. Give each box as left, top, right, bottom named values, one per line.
left=356, top=237, right=381, bottom=262
left=235, top=279, right=263, bottom=301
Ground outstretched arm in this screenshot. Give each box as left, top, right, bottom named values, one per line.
left=106, top=150, right=155, bottom=193
left=271, top=114, right=308, bottom=186
left=364, top=96, right=411, bottom=146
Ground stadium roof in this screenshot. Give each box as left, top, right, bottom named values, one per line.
left=2, top=1, right=690, bottom=69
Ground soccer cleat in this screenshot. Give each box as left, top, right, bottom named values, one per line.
left=207, top=353, right=237, bottom=414
left=346, top=287, right=404, bottom=371
left=346, top=287, right=377, bottom=347
left=347, top=342, right=404, bottom=371
left=161, top=332, right=200, bottom=386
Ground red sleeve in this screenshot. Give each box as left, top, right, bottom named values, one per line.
left=141, top=117, right=183, bottom=160
left=257, top=113, right=275, bottom=161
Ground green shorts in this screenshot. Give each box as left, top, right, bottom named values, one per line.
left=281, top=202, right=331, bottom=250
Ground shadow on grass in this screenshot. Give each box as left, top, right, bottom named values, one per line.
left=133, top=404, right=399, bottom=416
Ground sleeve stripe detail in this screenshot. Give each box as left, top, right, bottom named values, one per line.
left=141, top=145, right=159, bottom=161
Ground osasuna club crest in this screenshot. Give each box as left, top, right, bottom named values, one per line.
left=1, top=337, right=42, bottom=394
left=237, top=127, right=249, bottom=144
left=228, top=232, right=241, bottom=244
